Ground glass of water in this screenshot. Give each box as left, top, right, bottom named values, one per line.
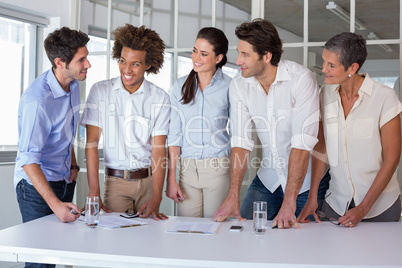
left=253, top=201, right=267, bottom=234
left=85, top=196, right=99, bottom=228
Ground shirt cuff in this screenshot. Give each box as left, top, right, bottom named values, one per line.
left=231, top=136, right=254, bottom=151
left=291, top=134, right=318, bottom=151
left=167, top=135, right=183, bottom=147
left=152, top=130, right=168, bottom=137
left=17, top=152, right=41, bottom=166
left=80, top=119, right=101, bottom=128
left=380, top=103, right=402, bottom=128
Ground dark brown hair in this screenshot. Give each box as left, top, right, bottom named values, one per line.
left=44, top=27, right=90, bottom=69
left=180, top=27, right=228, bottom=104
left=112, top=24, right=165, bottom=74
left=235, top=18, right=283, bottom=66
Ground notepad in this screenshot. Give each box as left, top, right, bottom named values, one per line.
left=166, top=221, right=221, bottom=234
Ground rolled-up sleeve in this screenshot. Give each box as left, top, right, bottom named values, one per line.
left=80, top=84, right=102, bottom=128
left=380, top=90, right=402, bottom=128
left=290, top=71, right=319, bottom=151
left=17, top=101, right=51, bottom=166
left=229, top=80, right=254, bottom=151
left=167, top=81, right=183, bottom=146
left=152, top=92, right=171, bottom=137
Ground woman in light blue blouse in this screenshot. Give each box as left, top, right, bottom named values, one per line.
left=166, top=27, right=231, bottom=217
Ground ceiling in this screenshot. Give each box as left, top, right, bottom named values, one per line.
left=221, top=0, right=400, bottom=60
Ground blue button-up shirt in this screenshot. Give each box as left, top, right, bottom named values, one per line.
left=14, top=69, right=80, bottom=188
left=167, top=68, right=231, bottom=159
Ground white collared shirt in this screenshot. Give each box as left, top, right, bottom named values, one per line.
left=322, top=74, right=401, bottom=218
left=230, top=60, right=319, bottom=193
left=80, top=77, right=170, bottom=170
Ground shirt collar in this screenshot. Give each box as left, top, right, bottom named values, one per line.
left=274, top=60, right=291, bottom=84
left=195, top=68, right=224, bottom=87
left=47, top=69, right=78, bottom=99
left=357, top=73, right=373, bottom=96
left=113, top=76, right=152, bottom=96
left=211, top=68, right=224, bottom=84
left=332, top=73, right=372, bottom=96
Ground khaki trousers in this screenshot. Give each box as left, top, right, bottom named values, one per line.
left=177, top=156, right=230, bottom=218
left=103, top=175, right=153, bottom=213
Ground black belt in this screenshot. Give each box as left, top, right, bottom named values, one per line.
left=105, top=167, right=151, bottom=180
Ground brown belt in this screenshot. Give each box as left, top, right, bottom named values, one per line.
left=105, top=167, right=151, bottom=180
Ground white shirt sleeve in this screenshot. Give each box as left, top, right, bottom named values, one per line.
left=229, top=78, right=254, bottom=151
left=290, top=71, right=319, bottom=151
left=151, top=90, right=171, bottom=137
left=80, top=83, right=103, bottom=129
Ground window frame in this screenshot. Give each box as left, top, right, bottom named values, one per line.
left=0, top=10, right=48, bottom=163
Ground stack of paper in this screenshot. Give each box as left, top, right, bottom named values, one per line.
left=167, top=221, right=221, bottom=234
left=99, top=215, right=147, bottom=229
left=79, top=213, right=148, bottom=229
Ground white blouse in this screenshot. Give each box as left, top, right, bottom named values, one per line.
left=321, top=74, right=402, bottom=218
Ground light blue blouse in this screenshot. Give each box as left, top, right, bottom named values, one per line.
left=167, top=68, right=231, bottom=159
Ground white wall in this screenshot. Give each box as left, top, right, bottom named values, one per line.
left=0, top=0, right=73, bottom=27
left=0, top=165, right=21, bottom=230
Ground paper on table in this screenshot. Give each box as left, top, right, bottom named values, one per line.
left=79, top=213, right=148, bottom=229
left=166, top=221, right=221, bottom=234
left=99, top=215, right=147, bottom=229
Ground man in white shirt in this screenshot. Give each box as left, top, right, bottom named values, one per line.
left=213, top=19, right=329, bottom=228
left=81, top=24, right=170, bottom=220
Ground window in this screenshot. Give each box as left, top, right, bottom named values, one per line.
left=0, top=17, right=37, bottom=152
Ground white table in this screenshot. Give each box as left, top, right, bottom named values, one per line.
left=0, top=214, right=401, bottom=268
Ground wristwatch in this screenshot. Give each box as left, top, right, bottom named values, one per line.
left=71, top=165, right=80, bottom=172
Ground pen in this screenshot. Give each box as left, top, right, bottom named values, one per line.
left=177, top=230, right=205, bottom=234
left=70, top=209, right=79, bottom=215
left=120, top=214, right=139, bottom=219
left=70, top=209, right=84, bottom=216
left=120, top=224, right=142, bottom=228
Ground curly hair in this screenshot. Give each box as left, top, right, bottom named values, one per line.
left=112, top=24, right=165, bottom=74
left=44, top=27, right=90, bottom=69
left=235, top=18, right=283, bottom=66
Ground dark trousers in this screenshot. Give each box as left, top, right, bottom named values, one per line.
left=240, top=171, right=330, bottom=221
left=16, top=179, right=76, bottom=268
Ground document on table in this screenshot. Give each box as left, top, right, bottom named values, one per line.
left=167, top=221, right=221, bottom=234
left=79, top=213, right=148, bottom=229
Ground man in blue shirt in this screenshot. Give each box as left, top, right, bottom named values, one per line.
left=14, top=26, right=91, bottom=233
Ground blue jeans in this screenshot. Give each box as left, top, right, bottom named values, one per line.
left=240, top=171, right=330, bottom=220
left=16, top=179, right=76, bottom=268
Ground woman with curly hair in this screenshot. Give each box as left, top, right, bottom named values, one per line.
left=81, top=24, right=170, bottom=220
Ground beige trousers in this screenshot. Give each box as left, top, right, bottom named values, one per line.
left=177, top=156, right=230, bottom=218
left=103, top=175, right=153, bottom=213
